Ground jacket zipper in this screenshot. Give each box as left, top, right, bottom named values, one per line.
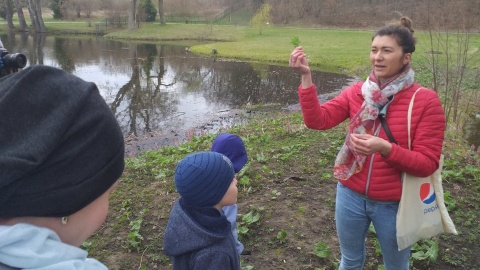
left=365, top=123, right=382, bottom=197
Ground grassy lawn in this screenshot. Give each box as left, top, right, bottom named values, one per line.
left=104, top=23, right=480, bottom=80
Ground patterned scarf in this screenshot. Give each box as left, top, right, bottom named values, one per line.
left=333, top=64, right=415, bottom=180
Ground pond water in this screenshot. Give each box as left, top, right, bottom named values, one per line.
left=2, top=33, right=477, bottom=153
left=2, top=33, right=357, bottom=154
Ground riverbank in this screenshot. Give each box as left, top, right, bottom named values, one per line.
left=88, top=110, right=479, bottom=270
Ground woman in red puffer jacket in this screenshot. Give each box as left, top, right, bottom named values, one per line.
left=289, top=17, right=445, bottom=270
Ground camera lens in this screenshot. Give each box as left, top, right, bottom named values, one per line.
left=3, top=53, right=27, bottom=69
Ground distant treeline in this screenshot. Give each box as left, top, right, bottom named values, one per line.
left=265, top=0, right=480, bottom=31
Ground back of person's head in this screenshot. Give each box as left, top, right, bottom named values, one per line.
left=211, top=133, right=248, bottom=173
left=0, top=65, right=125, bottom=218
left=373, top=16, right=416, bottom=54
left=174, top=151, right=235, bottom=207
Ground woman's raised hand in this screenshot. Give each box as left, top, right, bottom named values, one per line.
left=290, top=47, right=313, bottom=88
left=289, top=47, right=311, bottom=75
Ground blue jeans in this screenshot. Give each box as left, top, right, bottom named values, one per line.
left=335, top=182, right=411, bottom=270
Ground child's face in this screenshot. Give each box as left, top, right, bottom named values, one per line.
left=57, top=181, right=119, bottom=246
left=218, top=177, right=238, bottom=207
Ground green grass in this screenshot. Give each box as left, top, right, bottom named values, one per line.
left=87, top=109, right=480, bottom=269
left=102, top=23, right=480, bottom=79
left=104, top=23, right=247, bottom=42
left=0, top=13, right=108, bottom=34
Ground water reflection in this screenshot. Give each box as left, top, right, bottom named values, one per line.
left=2, top=33, right=358, bottom=152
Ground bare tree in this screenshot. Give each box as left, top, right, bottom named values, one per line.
left=72, top=0, right=81, bottom=17
left=26, top=0, right=46, bottom=32
left=4, top=0, right=15, bottom=30
left=128, top=0, right=137, bottom=29
left=417, top=1, right=479, bottom=132
left=83, top=0, right=98, bottom=18
left=15, top=0, right=28, bottom=31
left=158, top=0, right=165, bottom=24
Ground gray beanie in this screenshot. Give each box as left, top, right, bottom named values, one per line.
left=0, top=65, right=125, bottom=218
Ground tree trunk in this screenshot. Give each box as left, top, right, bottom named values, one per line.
left=15, top=0, right=28, bottom=31
left=26, top=0, right=38, bottom=31
left=5, top=0, right=15, bottom=30
left=158, top=0, right=165, bottom=24
left=26, top=0, right=46, bottom=32
left=128, top=0, right=137, bottom=29
left=34, top=1, right=46, bottom=32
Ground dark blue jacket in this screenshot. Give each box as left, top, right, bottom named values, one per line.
left=163, top=199, right=240, bottom=270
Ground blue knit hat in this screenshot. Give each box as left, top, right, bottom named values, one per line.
left=211, top=133, right=248, bottom=173
left=174, top=151, right=235, bottom=207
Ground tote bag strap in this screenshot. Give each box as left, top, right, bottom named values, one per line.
left=407, top=88, right=423, bottom=150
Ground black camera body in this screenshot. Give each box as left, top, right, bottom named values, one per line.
left=0, top=47, right=27, bottom=77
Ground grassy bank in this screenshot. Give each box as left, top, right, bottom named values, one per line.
left=87, top=110, right=479, bottom=269
left=104, top=23, right=480, bottom=79
left=105, top=23, right=374, bottom=75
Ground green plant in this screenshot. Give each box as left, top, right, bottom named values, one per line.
left=81, top=241, right=93, bottom=252
left=127, top=209, right=148, bottom=251
left=368, top=224, right=382, bottom=256
left=256, top=153, right=268, bottom=163
left=238, top=211, right=261, bottom=236
left=291, top=36, right=300, bottom=47
left=270, top=189, right=281, bottom=200
left=410, top=239, right=439, bottom=266
left=314, top=241, right=331, bottom=259
left=443, top=191, right=456, bottom=211
left=138, top=0, right=157, bottom=22
left=50, top=0, right=65, bottom=19
left=276, top=229, right=288, bottom=244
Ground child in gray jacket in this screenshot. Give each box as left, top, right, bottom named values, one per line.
left=163, top=151, right=240, bottom=270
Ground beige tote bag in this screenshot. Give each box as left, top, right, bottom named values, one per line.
left=396, top=88, right=457, bottom=251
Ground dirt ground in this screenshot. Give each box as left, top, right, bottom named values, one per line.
left=88, top=112, right=478, bottom=270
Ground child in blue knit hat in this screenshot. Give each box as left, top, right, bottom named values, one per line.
left=211, top=133, right=249, bottom=255
left=163, top=151, right=240, bottom=270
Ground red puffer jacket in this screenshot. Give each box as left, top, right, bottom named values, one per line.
left=299, top=82, right=445, bottom=201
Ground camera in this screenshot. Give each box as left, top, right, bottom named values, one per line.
left=0, top=47, right=27, bottom=76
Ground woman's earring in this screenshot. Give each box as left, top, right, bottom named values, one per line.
left=61, top=216, right=69, bottom=225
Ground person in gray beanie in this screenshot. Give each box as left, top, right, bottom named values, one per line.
left=0, top=65, right=125, bottom=269
left=163, top=151, right=240, bottom=270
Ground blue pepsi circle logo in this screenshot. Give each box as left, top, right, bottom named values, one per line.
left=419, top=182, right=436, bottom=204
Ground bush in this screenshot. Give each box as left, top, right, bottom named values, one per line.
left=139, top=0, right=157, bottom=22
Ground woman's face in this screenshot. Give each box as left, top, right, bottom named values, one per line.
left=370, top=35, right=411, bottom=83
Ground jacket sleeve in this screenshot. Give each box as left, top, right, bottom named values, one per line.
left=193, top=251, right=233, bottom=270
left=384, top=89, right=445, bottom=176
left=298, top=83, right=360, bottom=130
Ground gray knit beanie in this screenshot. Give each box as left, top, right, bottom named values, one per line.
left=0, top=65, right=125, bottom=218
